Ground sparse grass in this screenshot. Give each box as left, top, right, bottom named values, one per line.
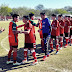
left=0, top=20, right=72, bottom=72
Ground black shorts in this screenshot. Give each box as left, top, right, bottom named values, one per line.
left=43, top=33, right=48, bottom=39
left=64, top=33, right=68, bottom=37
left=70, top=29, right=72, bottom=36
left=24, top=43, right=36, bottom=49
left=51, top=35, right=56, bottom=40
left=11, top=45, right=18, bottom=48
left=60, top=34, right=63, bottom=36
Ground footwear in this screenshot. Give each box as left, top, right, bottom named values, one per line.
left=31, top=61, right=38, bottom=65
left=55, top=51, right=59, bottom=55
left=42, top=56, right=47, bottom=61
left=6, top=61, right=13, bottom=64
left=70, top=44, right=72, bottom=46
left=21, top=59, right=27, bottom=64
left=13, top=62, right=21, bottom=66
left=59, top=47, right=62, bottom=50
left=49, top=50, right=54, bottom=53
left=64, top=44, right=68, bottom=48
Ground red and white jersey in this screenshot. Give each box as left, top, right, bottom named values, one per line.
left=51, top=20, right=60, bottom=36
left=64, top=20, right=70, bottom=33
left=70, top=20, right=72, bottom=30
left=24, top=23, right=35, bottom=43
left=59, top=20, right=64, bottom=34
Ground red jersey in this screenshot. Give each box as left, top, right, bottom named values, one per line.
left=39, top=20, right=43, bottom=39
left=24, top=23, right=35, bottom=43
left=51, top=20, right=60, bottom=36
left=70, top=20, right=72, bottom=30
left=59, top=20, right=64, bottom=34
left=8, top=21, right=18, bottom=46
left=64, top=20, right=70, bottom=33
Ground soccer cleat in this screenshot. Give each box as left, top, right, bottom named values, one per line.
left=55, top=51, right=59, bottom=55
left=42, top=56, right=47, bottom=61
left=70, top=44, right=72, bottom=46
left=21, top=59, right=27, bottom=64
left=13, top=62, right=21, bottom=66
left=49, top=49, right=54, bottom=53
left=6, top=61, right=13, bottom=64
left=59, top=47, right=62, bottom=50
left=31, top=61, right=38, bottom=66
left=64, top=44, right=68, bottom=48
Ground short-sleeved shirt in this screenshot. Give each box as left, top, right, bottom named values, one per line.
left=64, top=20, right=70, bottom=33
left=51, top=20, right=60, bottom=36
left=59, top=20, right=64, bottom=34
left=24, top=23, right=35, bottom=43
left=8, top=21, right=18, bottom=46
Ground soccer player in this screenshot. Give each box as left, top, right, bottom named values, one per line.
left=21, top=16, right=38, bottom=65
left=6, top=14, right=21, bottom=66
left=64, top=16, right=70, bottom=48
left=38, top=12, right=51, bottom=61
left=58, top=14, right=64, bottom=50
left=49, top=14, right=60, bottom=54
left=70, top=16, right=72, bottom=46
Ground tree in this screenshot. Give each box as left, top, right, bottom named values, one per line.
left=0, top=5, right=12, bottom=16
left=35, top=4, right=44, bottom=11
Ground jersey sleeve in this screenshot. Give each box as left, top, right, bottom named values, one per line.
left=12, top=23, right=17, bottom=31
left=30, top=19, right=36, bottom=26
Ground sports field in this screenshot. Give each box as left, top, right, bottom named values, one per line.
left=0, top=20, right=72, bottom=72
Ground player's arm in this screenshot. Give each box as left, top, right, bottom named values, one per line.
left=17, top=24, right=24, bottom=28
left=12, top=24, right=21, bottom=34
left=30, top=19, right=39, bottom=27
left=59, top=22, right=64, bottom=28
left=21, top=29, right=30, bottom=34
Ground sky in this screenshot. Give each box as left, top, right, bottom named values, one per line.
left=0, top=0, right=72, bottom=9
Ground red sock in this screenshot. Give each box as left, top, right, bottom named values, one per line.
left=60, top=42, right=63, bottom=47
left=41, top=40, right=44, bottom=49
left=13, top=52, right=17, bottom=63
left=50, top=44, right=53, bottom=50
left=66, top=38, right=69, bottom=44
left=71, top=39, right=72, bottom=44
left=56, top=45, right=59, bottom=51
left=24, top=51, right=27, bottom=60
left=8, top=50, right=13, bottom=61
left=32, top=52, right=37, bottom=62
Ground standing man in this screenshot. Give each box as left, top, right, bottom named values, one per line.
left=38, top=12, right=51, bottom=61
left=49, top=14, right=60, bottom=54
left=64, top=16, right=70, bottom=48
left=58, top=14, right=64, bottom=50
left=6, top=14, right=21, bottom=66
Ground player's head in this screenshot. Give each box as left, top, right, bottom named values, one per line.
left=64, top=16, right=68, bottom=20
left=51, top=14, right=56, bottom=20
left=40, top=12, right=45, bottom=19
left=67, top=16, right=71, bottom=20
left=58, top=14, right=62, bottom=21
left=12, top=14, right=19, bottom=22
left=29, top=13, right=35, bottom=20
left=23, top=16, right=29, bottom=23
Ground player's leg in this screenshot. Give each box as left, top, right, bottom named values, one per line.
left=70, top=29, right=72, bottom=46
left=64, top=33, right=69, bottom=48
left=59, top=34, right=63, bottom=50
left=30, top=43, right=38, bottom=65
left=6, top=46, right=13, bottom=64
left=13, top=46, right=21, bottom=65
left=49, top=36, right=54, bottom=53
left=41, top=38, right=44, bottom=51
left=55, top=36, right=59, bottom=54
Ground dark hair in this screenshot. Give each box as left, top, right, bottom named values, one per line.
left=40, top=12, right=45, bottom=15
left=52, top=14, right=56, bottom=17
left=29, top=13, right=34, bottom=18
left=58, top=14, right=62, bottom=17
left=23, top=16, right=29, bottom=20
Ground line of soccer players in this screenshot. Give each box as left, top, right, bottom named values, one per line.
left=6, top=12, right=72, bottom=66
